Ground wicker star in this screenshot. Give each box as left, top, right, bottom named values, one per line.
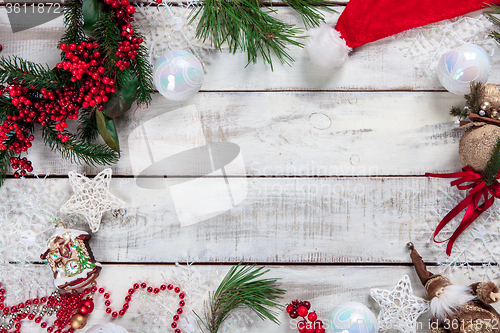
left=60, top=169, right=125, bottom=232
left=370, top=275, right=429, bottom=333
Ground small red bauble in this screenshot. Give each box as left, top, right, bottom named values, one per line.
left=125, top=5, right=135, bottom=14
left=286, top=304, right=293, bottom=313
left=78, top=299, right=94, bottom=315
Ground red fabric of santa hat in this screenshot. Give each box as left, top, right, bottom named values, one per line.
left=306, top=0, right=500, bottom=68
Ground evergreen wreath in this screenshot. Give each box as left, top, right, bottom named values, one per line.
left=0, top=0, right=154, bottom=185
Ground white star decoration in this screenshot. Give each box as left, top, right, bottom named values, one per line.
left=370, top=275, right=429, bottom=333
left=60, top=169, right=125, bottom=232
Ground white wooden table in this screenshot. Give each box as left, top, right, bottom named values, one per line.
left=1, top=4, right=499, bottom=333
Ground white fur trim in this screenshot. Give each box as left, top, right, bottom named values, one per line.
left=430, top=284, right=475, bottom=319
left=305, top=24, right=351, bottom=68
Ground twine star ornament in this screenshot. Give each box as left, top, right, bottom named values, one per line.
left=60, top=169, right=125, bottom=232
left=370, top=275, right=429, bottom=333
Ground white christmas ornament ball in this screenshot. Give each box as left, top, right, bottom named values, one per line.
left=153, top=50, right=204, bottom=101
left=326, top=302, right=378, bottom=333
left=437, top=44, right=491, bottom=95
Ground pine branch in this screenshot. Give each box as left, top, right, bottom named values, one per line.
left=93, top=11, right=121, bottom=75
left=195, top=263, right=285, bottom=333
left=483, top=137, right=500, bottom=185
left=0, top=56, right=63, bottom=90
left=449, top=106, right=469, bottom=120
left=280, top=0, right=337, bottom=28
left=488, top=4, right=500, bottom=45
left=132, top=31, right=154, bottom=106
left=60, top=0, right=86, bottom=47
left=0, top=95, right=18, bottom=118
left=77, top=107, right=99, bottom=143
left=42, top=125, right=119, bottom=167
left=464, top=81, right=483, bottom=114
left=190, top=0, right=303, bottom=69
left=0, top=149, right=15, bottom=187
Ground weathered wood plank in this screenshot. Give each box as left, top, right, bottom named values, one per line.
left=0, top=8, right=496, bottom=91
left=0, top=176, right=471, bottom=263
left=20, top=92, right=464, bottom=177
left=8, top=265, right=500, bottom=333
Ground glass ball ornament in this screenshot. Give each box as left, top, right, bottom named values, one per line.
left=153, top=50, right=204, bottom=101
left=437, top=44, right=491, bottom=95
left=326, top=302, right=378, bottom=333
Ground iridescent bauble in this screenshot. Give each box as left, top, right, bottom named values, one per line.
left=326, top=302, right=378, bottom=333
left=437, top=44, right=491, bottom=95
left=153, top=50, right=204, bottom=101
left=86, top=323, right=129, bottom=333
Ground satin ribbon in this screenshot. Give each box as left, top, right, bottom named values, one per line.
left=425, top=166, right=500, bottom=256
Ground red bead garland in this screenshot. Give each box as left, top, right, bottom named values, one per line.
left=96, top=281, right=186, bottom=331
left=0, top=282, right=186, bottom=332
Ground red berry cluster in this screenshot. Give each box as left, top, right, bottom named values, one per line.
left=101, top=0, right=145, bottom=72
left=57, top=41, right=115, bottom=110
left=286, top=300, right=325, bottom=333
left=98, top=281, right=186, bottom=332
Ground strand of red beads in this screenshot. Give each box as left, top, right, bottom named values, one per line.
left=97, top=282, right=186, bottom=333
left=0, top=282, right=96, bottom=333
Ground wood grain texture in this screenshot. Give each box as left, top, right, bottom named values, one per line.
left=0, top=176, right=466, bottom=263
left=0, top=8, right=496, bottom=91
left=21, top=91, right=464, bottom=177
left=11, top=265, right=500, bottom=333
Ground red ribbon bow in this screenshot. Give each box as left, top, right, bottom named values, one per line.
left=426, top=166, right=500, bottom=256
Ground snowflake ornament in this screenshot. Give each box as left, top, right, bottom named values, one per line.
left=0, top=176, right=66, bottom=303
left=370, top=275, right=429, bottom=333
left=422, top=186, right=500, bottom=281
left=60, top=169, right=125, bottom=232
left=399, top=15, right=496, bottom=79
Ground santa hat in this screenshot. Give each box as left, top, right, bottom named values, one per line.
left=407, top=242, right=451, bottom=299
left=306, top=0, right=500, bottom=68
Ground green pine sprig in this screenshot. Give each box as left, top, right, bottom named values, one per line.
left=195, top=263, right=285, bottom=333
left=0, top=56, right=64, bottom=90
left=60, top=0, right=86, bottom=47
left=0, top=95, right=18, bottom=118
left=132, top=31, right=154, bottom=106
left=77, top=107, right=99, bottom=143
left=483, top=137, right=500, bottom=185
left=280, top=0, right=337, bottom=28
left=42, top=125, right=119, bottom=167
left=93, top=11, right=121, bottom=75
left=190, top=0, right=303, bottom=69
left=449, top=81, right=483, bottom=120
left=0, top=148, right=16, bottom=187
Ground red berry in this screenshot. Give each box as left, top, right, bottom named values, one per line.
left=303, top=301, right=311, bottom=310
left=305, top=326, right=315, bottom=333
left=297, top=320, right=307, bottom=333
left=307, top=312, right=317, bottom=322
left=126, top=5, right=135, bottom=14
left=297, top=306, right=308, bottom=317
left=315, top=328, right=325, bottom=333
left=286, top=304, right=292, bottom=313
left=289, top=310, right=298, bottom=319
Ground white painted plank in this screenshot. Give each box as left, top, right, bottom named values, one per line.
left=0, top=8, right=496, bottom=91
left=0, top=176, right=474, bottom=263
left=6, top=265, right=500, bottom=333
left=19, top=91, right=464, bottom=176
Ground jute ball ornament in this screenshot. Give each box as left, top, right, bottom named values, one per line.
left=459, top=123, right=500, bottom=173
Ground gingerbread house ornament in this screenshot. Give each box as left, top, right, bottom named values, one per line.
left=41, top=228, right=102, bottom=291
